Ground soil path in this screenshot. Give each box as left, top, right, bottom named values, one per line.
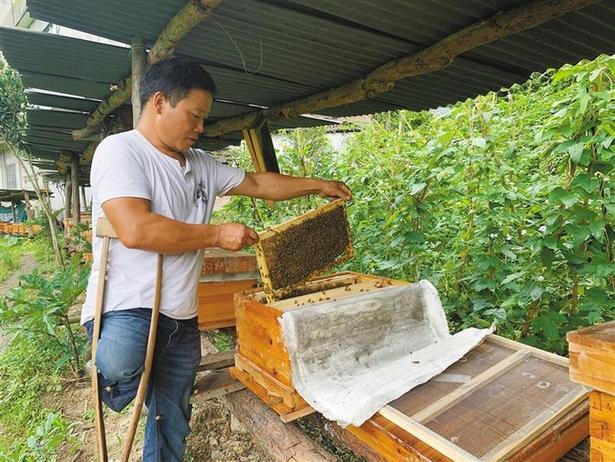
left=0, top=252, right=37, bottom=297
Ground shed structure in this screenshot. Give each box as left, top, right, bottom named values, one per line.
left=0, top=0, right=613, bottom=183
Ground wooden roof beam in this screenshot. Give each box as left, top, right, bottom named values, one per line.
left=72, top=0, right=222, bottom=141
left=204, top=0, right=600, bottom=137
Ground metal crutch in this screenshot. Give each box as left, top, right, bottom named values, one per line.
left=91, top=217, right=163, bottom=462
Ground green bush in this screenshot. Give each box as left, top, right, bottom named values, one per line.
left=216, top=54, right=615, bottom=354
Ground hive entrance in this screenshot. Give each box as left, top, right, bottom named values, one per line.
left=255, top=199, right=353, bottom=301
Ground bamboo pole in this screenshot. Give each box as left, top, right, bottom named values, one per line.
left=64, top=172, right=71, bottom=240
left=72, top=0, right=223, bottom=141
left=203, top=0, right=600, bottom=137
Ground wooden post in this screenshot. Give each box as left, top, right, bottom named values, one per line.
left=23, top=191, right=34, bottom=220
left=65, top=173, right=72, bottom=219
left=70, top=153, right=80, bottom=225
left=80, top=185, right=87, bottom=212
left=131, top=37, right=147, bottom=127
left=242, top=119, right=279, bottom=209
left=11, top=201, right=17, bottom=223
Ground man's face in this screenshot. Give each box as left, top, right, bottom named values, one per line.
left=155, top=88, right=213, bottom=154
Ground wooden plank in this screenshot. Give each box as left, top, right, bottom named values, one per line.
left=487, top=334, right=569, bottom=367
left=511, top=401, right=589, bottom=462
left=234, top=296, right=293, bottom=386
left=234, top=353, right=304, bottom=409
left=271, top=279, right=402, bottom=312
left=202, top=248, right=257, bottom=275
left=230, top=366, right=300, bottom=418
left=591, top=436, right=615, bottom=462
left=192, top=368, right=245, bottom=402
left=346, top=413, right=453, bottom=462
left=197, top=349, right=236, bottom=372
left=197, top=279, right=257, bottom=331
left=412, top=350, right=530, bottom=423
left=378, top=406, right=481, bottom=461
left=590, top=392, right=615, bottom=443
left=280, top=405, right=316, bottom=423
left=567, top=321, right=615, bottom=353
left=481, top=386, right=589, bottom=461
left=569, top=341, right=615, bottom=395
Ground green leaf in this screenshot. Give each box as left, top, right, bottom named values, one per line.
left=530, top=287, right=544, bottom=301
left=571, top=174, right=600, bottom=194
left=579, top=263, right=615, bottom=277
left=540, top=247, right=556, bottom=267
left=409, top=182, right=427, bottom=196
left=549, top=187, right=579, bottom=208
left=532, top=311, right=566, bottom=340
left=568, top=143, right=584, bottom=163
left=501, top=272, right=524, bottom=285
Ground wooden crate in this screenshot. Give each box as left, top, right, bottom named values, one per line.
left=568, top=321, right=615, bottom=395
left=568, top=322, right=615, bottom=462
left=232, top=271, right=404, bottom=420
left=590, top=391, right=615, bottom=462
left=198, top=248, right=258, bottom=331
left=232, top=274, right=589, bottom=460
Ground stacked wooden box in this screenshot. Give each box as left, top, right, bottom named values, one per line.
left=568, top=321, right=615, bottom=461
left=197, top=248, right=258, bottom=331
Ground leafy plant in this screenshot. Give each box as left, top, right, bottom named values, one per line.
left=217, top=54, right=615, bottom=354
left=0, top=262, right=90, bottom=373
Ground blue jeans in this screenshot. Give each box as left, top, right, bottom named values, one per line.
left=85, top=308, right=201, bottom=462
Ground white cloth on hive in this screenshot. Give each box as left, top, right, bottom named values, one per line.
left=278, top=281, right=492, bottom=427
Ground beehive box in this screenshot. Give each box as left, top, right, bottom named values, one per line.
left=232, top=274, right=589, bottom=460
left=231, top=271, right=405, bottom=420
left=233, top=200, right=588, bottom=459
left=197, top=248, right=258, bottom=331
left=568, top=321, right=615, bottom=462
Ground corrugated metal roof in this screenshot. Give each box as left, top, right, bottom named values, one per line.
left=0, top=0, right=613, bottom=177
left=26, top=0, right=615, bottom=111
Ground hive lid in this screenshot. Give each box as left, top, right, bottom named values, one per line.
left=255, top=199, right=353, bottom=301
left=566, top=320, right=615, bottom=353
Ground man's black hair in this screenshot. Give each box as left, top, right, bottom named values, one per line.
left=139, top=56, right=217, bottom=108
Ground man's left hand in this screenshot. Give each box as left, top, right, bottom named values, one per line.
left=318, top=180, right=352, bottom=201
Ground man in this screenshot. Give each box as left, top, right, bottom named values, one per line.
left=81, top=56, right=351, bottom=461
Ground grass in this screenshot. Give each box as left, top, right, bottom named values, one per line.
left=0, top=335, right=76, bottom=460
left=0, top=235, right=23, bottom=283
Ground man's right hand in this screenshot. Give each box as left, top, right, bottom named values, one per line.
left=215, top=223, right=259, bottom=251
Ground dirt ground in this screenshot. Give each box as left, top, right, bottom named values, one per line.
left=54, top=335, right=269, bottom=462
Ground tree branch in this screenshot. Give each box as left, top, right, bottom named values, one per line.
left=72, top=0, right=222, bottom=141
left=204, top=0, right=600, bottom=137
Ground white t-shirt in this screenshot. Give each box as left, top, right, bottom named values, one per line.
left=81, top=129, right=245, bottom=324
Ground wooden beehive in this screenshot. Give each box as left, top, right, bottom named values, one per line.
left=255, top=199, right=353, bottom=302
left=197, top=248, right=258, bottom=331
left=568, top=321, right=615, bottom=462
left=233, top=287, right=589, bottom=460
left=233, top=200, right=588, bottom=459
left=231, top=271, right=405, bottom=421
